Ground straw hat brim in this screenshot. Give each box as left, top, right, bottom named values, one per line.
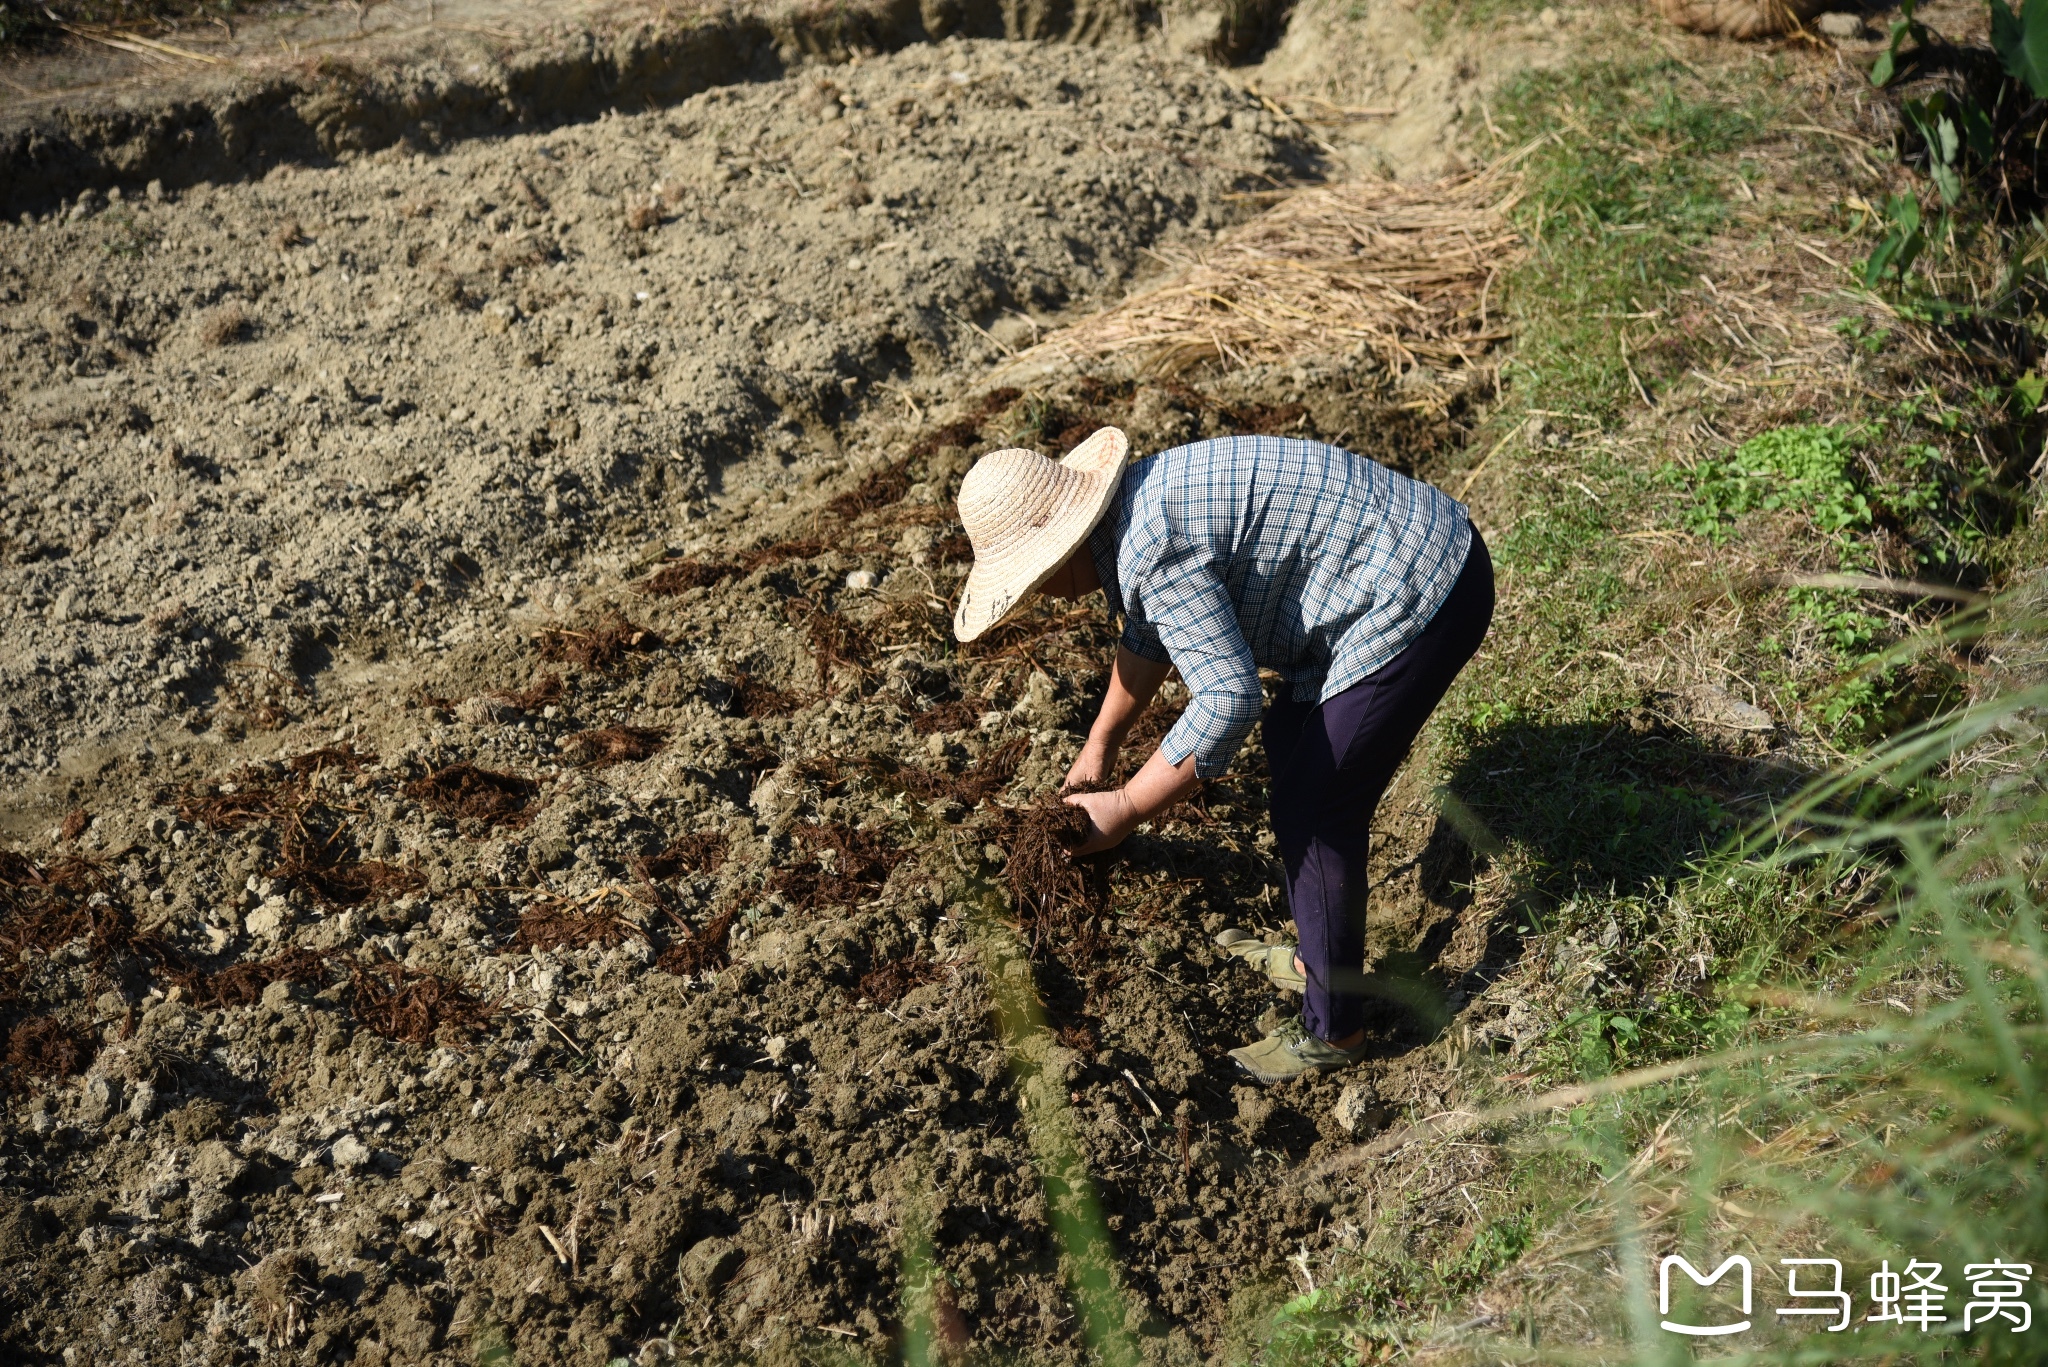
left=952, top=427, right=1128, bottom=643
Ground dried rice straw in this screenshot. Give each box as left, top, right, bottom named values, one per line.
left=997, top=167, right=1526, bottom=380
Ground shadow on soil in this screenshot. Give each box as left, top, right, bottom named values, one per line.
left=1386, top=716, right=1793, bottom=1031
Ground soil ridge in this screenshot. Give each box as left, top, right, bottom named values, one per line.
left=0, top=0, right=1293, bottom=216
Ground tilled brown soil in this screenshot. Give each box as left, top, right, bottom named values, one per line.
left=0, top=29, right=1513, bottom=1367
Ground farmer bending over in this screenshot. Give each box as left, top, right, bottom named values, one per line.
left=952, top=428, right=1493, bottom=1084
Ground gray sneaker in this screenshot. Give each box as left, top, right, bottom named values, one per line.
left=1213, top=928, right=1306, bottom=993
left=1227, top=1015, right=1370, bottom=1085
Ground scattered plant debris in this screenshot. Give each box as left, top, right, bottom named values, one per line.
left=767, top=823, right=906, bottom=908
left=189, top=949, right=334, bottom=1009
left=403, top=763, right=537, bottom=828
left=348, top=959, right=496, bottom=1044
left=655, top=904, right=738, bottom=976
left=4, top=1015, right=90, bottom=1083
left=562, top=725, right=669, bottom=769
left=911, top=699, right=985, bottom=735
left=857, top=952, right=946, bottom=1005
left=537, top=613, right=665, bottom=669
left=718, top=673, right=804, bottom=718
left=641, top=831, right=729, bottom=879
left=513, top=898, right=637, bottom=952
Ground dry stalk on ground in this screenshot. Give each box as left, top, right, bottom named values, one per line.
left=999, top=171, right=1523, bottom=378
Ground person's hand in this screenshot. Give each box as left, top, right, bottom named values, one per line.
left=1063, top=787, right=1139, bottom=855
left=1064, top=739, right=1118, bottom=793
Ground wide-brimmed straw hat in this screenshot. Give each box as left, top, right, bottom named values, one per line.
left=951, top=426, right=1129, bottom=643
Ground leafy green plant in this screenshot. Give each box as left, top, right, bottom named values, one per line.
left=1870, top=0, right=1934, bottom=87
left=1679, top=423, right=1874, bottom=540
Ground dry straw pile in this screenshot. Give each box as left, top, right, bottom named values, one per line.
left=997, top=168, right=1526, bottom=380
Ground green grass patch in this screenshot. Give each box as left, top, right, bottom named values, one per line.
left=1491, top=60, right=1774, bottom=422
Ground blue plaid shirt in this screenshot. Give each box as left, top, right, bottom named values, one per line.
left=1087, top=437, right=1472, bottom=777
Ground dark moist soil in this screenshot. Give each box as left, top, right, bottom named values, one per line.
left=0, top=33, right=1516, bottom=1367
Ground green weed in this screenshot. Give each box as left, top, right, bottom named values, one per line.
left=1679, top=424, right=1875, bottom=541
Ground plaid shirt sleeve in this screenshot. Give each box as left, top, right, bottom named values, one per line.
left=1134, top=558, right=1263, bottom=779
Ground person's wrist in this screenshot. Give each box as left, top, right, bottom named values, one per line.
left=1111, top=787, right=1142, bottom=835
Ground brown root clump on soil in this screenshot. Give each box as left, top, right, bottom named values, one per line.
left=767, top=823, right=906, bottom=908
left=536, top=613, right=665, bottom=669
left=1001, top=787, right=1114, bottom=963
left=999, top=172, right=1523, bottom=379
left=562, top=725, right=669, bottom=769
left=177, top=774, right=295, bottom=831
left=863, top=737, right=1028, bottom=807
left=655, top=904, right=738, bottom=977
left=639, top=539, right=829, bottom=597
left=857, top=952, right=947, bottom=1005
left=719, top=673, right=804, bottom=718
left=188, top=948, right=334, bottom=1010
left=199, top=302, right=253, bottom=347
left=789, top=598, right=873, bottom=690
left=491, top=673, right=564, bottom=713
left=0, top=853, right=124, bottom=960
left=906, top=387, right=1023, bottom=459
left=402, top=763, right=537, bottom=828
left=284, top=743, right=375, bottom=775
left=512, top=898, right=637, bottom=953
left=348, top=959, right=496, bottom=1045
left=5, top=1015, right=90, bottom=1082
left=640, top=559, right=740, bottom=595
left=271, top=808, right=423, bottom=908
left=911, top=698, right=985, bottom=734
left=640, top=831, right=729, bottom=879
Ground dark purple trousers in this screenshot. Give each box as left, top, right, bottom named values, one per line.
left=1262, top=531, right=1494, bottom=1042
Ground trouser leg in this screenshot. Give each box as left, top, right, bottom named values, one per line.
left=1266, top=534, right=1495, bottom=1041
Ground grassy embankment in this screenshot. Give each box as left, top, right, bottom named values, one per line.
left=1250, top=9, right=2048, bottom=1362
